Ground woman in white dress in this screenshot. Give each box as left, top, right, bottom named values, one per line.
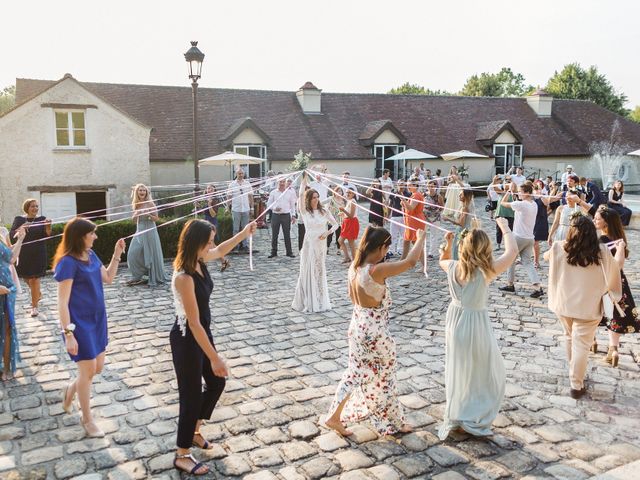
left=292, top=173, right=340, bottom=313
left=437, top=218, right=517, bottom=440
left=548, top=193, right=585, bottom=245
left=443, top=168, right=464, bottom=221
left=325, top=226, right=426, bottom=437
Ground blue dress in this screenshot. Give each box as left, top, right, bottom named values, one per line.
left=54, top=251, right=108, bottom=362
left=0, top=242, right=20, bottom=373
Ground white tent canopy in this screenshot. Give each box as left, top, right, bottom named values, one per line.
left=628, top=149, right=640, bottom=156
left=386, top=148, right=437, bottom=161
left=440, top=150, right=489, bottom=161
left=198, top=151, right=266, bottom=166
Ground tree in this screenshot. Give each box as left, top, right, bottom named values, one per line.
left=0, top=85, right=15, bottom=115
left=545, top=63, right=628, bottom=116
left=629, top=105, right=640, bottom=124
left=459, top=68, right=532, bottom=97
left=388, top=82, right=452, bottom=95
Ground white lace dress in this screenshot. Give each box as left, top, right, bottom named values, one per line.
left=291, top=208, right=339, bottom=313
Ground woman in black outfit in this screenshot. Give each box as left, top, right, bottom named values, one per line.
left=366, top=179, right=385, bottom=227
left=607, top=180, right=632, bottom=226
left=10, top=198, right=51, bottom=317
left=171, top=218, right=256, bottom=475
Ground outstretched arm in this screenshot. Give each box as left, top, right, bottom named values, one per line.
left=492, top=218, right=518, bottom=277
left=203, top=222, right=257, bottom=261
left=371, top=229, right=426, bottom=281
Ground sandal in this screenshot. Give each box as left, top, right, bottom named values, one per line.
left=81, top=419, right=105, bottom=438
left=192, top=431, right=213, bottom=450
left=174, top=453, right=209, bottom=475
left=62, top=383, right=74, bottom=414
left=220, top=259, right=230, bottom=273
left=30, top=307, right=39, bottom=317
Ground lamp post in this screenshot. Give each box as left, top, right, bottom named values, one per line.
left=184, top=41, right=205, bottom=194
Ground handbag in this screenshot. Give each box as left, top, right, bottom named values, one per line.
left=601, top=261, right=624, bottom=319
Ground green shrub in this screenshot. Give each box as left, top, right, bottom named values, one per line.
left=44, top=210, right=234, bottom=268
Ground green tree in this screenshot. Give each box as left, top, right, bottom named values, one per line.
left=388, top=82, right=452, bottom=95
left=545, top=63, right=628, bottom=116
left=460, top=67, right=532, bottom=97
left=0, top=85, right=15, bottom=115
left=629, top=105, right=640, bottom=123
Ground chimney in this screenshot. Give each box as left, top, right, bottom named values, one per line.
left=526, top=89, right=553, bottom=117
left=296, top=82, right=322, bottom=114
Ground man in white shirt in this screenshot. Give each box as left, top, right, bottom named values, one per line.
left=412, top=166, right=426, bottom=190
left=561, top=165, right=575, bottom=187
left=341, top=171, right=357, bottom=198
left=267, top=178, right=297, bottom=258
left=379, top=169, right=393, bottom=202
left=227, top=167, right=254, bottom=252
left=498, top=181, right=543, bottom=298
left=509, top=166, right=527, bottom=187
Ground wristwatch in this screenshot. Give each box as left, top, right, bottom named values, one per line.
left=61, top=324, right=76, bottom=337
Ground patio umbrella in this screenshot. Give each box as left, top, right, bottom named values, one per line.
left=386, top=148, right=437, bottom=161
left=628, top=149, right=640, bottom=156
left=440, top=150, right=489, bottom=161
left=198, top=151, right=265, bottom=166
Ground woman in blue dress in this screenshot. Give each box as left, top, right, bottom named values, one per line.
left=0, top=226, right=26, bottom=381
left=126, top=184, right=167, bottom=286
left=54, top=217, right=126, bottom=437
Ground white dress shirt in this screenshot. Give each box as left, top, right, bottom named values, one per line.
left=227, top=180, right=252, bottom=213
left=267, top=188, right=297, bottom=215
left=511, top=174, right=527, bottom=187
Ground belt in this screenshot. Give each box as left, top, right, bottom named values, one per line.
left=450, top=300, right=485, bottom=312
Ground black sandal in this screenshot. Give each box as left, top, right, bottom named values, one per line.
left=220, top=259, right=230, bottom=273
left=174, top=453, right=208, bottom=475
left=192, top=431, right=213, bottom=450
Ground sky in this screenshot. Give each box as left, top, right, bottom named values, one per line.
left=2, top=0, right=639, bottom=107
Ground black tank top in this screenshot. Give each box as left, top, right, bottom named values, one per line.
left=190, top=261, right=213, bottom=334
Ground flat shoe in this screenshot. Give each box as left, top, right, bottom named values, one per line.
left=30, top=307, right=39, bottom=317
left=62, top=384, right=74, bottom=414
left=81, top=419, right=105, bottom=438
left=174, top=453, right=208, bottom=475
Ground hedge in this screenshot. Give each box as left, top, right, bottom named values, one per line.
left=26, top=208, right=233, bottom=268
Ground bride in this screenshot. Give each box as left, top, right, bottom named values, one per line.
left=292, top=172, right=339, bottom=313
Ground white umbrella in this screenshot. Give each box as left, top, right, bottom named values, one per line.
left=198, top=151, right=266, bottom=166
left=440, top=150, right=489, bottom=161
left=386, top=148, right=437, bottom=161
left=628, top=149, right=640, bottom=156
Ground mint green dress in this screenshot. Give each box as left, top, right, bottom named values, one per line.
left=438, top=261, right=505, bottom=440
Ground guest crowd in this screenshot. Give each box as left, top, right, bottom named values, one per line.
left=0, top=163, right=637, bottom=476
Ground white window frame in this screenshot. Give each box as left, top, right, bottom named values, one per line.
left=373, top=144, right=406, bottom=179
left=54, top=110, right=88, bottom=149
left=493, top=143, right=523, bottom=174
left=233, top=144, right=267, bottom=177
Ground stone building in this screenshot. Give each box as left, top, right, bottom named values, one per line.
left=2, top=75, right=640, bottom=221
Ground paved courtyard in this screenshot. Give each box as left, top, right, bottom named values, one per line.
left=1, top=210, right=640, bottom=479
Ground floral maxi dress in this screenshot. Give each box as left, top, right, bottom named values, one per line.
left=327, top=265, right=405, bottom=435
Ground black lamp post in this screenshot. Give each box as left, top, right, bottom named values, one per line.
left=184, top=41, right=205, bottom=193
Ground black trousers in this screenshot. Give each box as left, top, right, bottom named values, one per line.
left=327, top=225, right=341, bottom=248
left=298, top=223, right=306, bottom=251
left=496, top=216, right=515, bottom=245
left=170, top=323, right=225, bottom=449
left=271, top=213, right=292, bottom=255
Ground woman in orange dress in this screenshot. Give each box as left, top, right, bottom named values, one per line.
left=401, top=180, right=426, bottom=263
left=339, top=189, right=360, bottom=263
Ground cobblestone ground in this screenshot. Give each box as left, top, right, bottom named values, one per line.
left=1, top=210, right=639, bottom=480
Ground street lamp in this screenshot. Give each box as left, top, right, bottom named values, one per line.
left=184, top=41, right=204, bottom=193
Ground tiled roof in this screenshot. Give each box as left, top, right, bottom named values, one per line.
left=476, top=120, right=522, bottom=143
left=13, top=77, right=640, bottom=161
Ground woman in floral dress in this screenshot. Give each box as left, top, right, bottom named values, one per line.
left=594, top=207, right=638, bottom=367
left=325, top=226, right=425, bottom=437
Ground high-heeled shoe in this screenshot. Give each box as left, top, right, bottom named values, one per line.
left=606, top=346, right=619, bottom=367
left=590, top=340, right=598, bottom=354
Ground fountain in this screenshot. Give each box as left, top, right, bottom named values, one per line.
left=589, top=119, right=632, bottom=190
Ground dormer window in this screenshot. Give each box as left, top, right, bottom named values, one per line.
left=233, top=144, right=267, bottom=178
left=373, top=144, right=406, bottom=179
left=55, top=110, right=86, bottom=147
left=493, top=144, right=522, bottom=175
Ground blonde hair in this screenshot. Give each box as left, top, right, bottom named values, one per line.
left=457, top=228, right=496, bottom=283
left=131, top=184, right=154, bottom=211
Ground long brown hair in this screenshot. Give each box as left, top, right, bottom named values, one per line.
left=52, top=217, right=96, bottom=269
left=564, top=214, right=601, bottom=267
left=173, top=219, right=214, bottom=274
left=460, top=189, right=474, bottom=206
left=597, top=206, right=629, bottom=258
left=305, top=188, right=325, bottom=214
left=457, top=228, right=496, bottom=282
left=353, top=226, right=391, bottom=269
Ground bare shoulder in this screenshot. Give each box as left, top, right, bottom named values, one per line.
left=173, top=273, right=194, bottom=291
